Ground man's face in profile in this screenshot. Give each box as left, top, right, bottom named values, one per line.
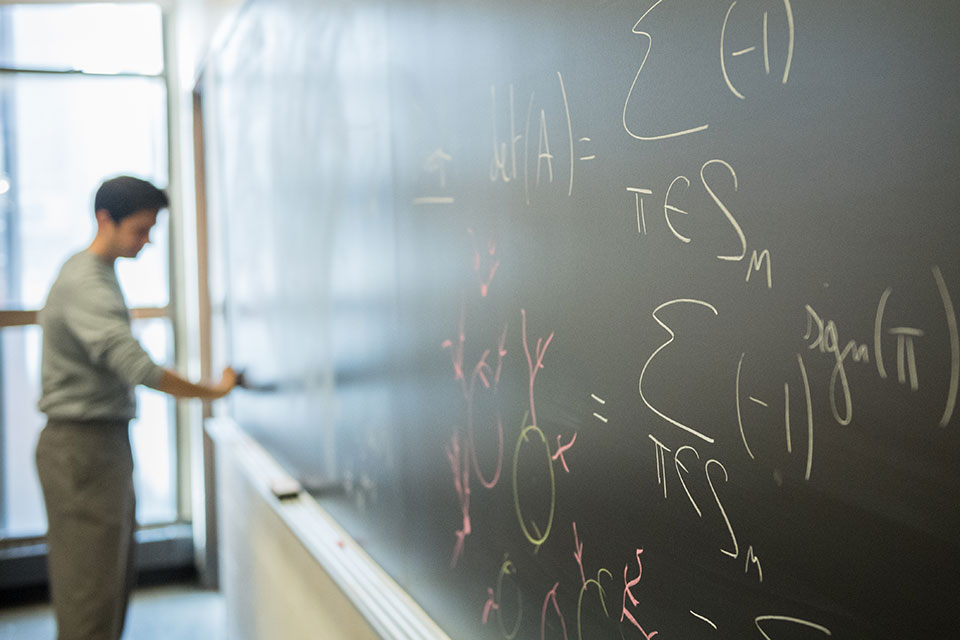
left=108, top=208, right=159, bottom=259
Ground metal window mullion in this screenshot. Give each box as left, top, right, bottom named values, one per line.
left=0, top=67, right=165, bottom=81
left=0, top=9, right=15, bottom=534
left=0, top=307, right=171, bottom=328
left=159, top=7, right=186, bottom=527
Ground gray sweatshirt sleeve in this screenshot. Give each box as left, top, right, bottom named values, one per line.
left=62, top=275, right=165, bottom=388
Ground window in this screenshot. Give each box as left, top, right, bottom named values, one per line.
left=0, top=3, right=174, bottom=539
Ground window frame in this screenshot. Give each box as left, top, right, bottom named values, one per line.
left=0, top=3, right=181, bottom=547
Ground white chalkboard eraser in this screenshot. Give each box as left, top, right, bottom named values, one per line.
left=269, top=478, right=302, bottom=500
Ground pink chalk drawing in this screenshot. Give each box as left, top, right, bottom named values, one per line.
left=468, top=349, right=505, bottom=489
left=445, top=431, right=471, bottom=568
left=468, top=227, right=501, bottom=298
left=482, top=587, right=499, bottom=624
left=522, top=308, right=555, bottom=428
left=540, top=582, right=569, bottom=640
left=468, top=323, right=510, bottom=489
left=494, top=322, right=509, bottom=386
left=441, top=301, right=467, bottom=391
left=552, top=432, right=578, bottom=473
left=472, top=349, right=493, bottom=390
left=621, top=549, right=658, bottom=639
left=573, top=522, right=587, bottom=587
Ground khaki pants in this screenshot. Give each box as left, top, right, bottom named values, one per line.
left=35, top=419, right=137, bottom=640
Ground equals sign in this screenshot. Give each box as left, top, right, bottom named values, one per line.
left=591, top=394, right=608, bottom=424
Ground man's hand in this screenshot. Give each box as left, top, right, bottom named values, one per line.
left=215, top=367, right=239, bottom=397
left=154, top=367, right=239, bottom=400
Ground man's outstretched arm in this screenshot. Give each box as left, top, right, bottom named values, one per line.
left=152, top=367, right=237, bottom=400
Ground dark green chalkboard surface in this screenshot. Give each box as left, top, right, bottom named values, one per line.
left=204, top=0, right=960, bottom=637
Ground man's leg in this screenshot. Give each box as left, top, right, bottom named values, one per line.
left=116, top=481, right=138, bottom=637
left=36, top=421, right=136, bottom=640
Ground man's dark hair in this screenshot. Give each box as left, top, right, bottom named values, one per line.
left=94, top=176, right=169, bottom=223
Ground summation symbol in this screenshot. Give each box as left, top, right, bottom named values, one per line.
left=623, top=0, right=709, bottom=140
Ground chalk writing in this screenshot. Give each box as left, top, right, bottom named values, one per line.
left=577, top=569, right=614, bottom=640
left=721, top=0, right=795, bottom=100
left=792, top=268, right=960, bottom=434
left=639, top=299, right=719, bottom=443
left=664, top=175, right=692, bottom=243
left=674, top=444, right=702, bottom=517
left=513, top=422, right=557, bottom=551
left=628, top=160, right=774, bottom=288
left=573, top=522, right=587, bottom=587
left=558, top=72, right=574, bottom=196
left=424, top=148, right=452, bottom=188
left=442, top=234, right=509, bottom=564
left=441, top=301, right=467, bottom=387
left=701, top=159, right=747, bottom=262
left=621, top=549, right=658, bottom=639
left=933, top=267, right=959, bottom=426
left=691, top=610, right=718, bottom=630
left=540, top=583, right=568, bottom=640
left=445, top=431, right=471, bottom=569
left=804, top=304, right=870, bottom=425
left=874, top=269, right=960, bottom=426
left=650, top=434, right=766, bottom=577
left=754, top=615, right=831, bottom=639
left=493, top=556, right=523, bottom=640
left=536, top=109, right=554, bottom=187
left=413, top=196, right=455, bottom=205
left=414, top=147, right=455, bottom=205
left=744, top=545, right=764, bottom=582
left=468, top=344, right=506, bottom=489
left=490, top=85, right=520, bottom=183
left=627, top=187, right=653, bottom=235
left=591, top=393, right=609, bottom=424
left=649, top=434, right=672, bottom=499
left=737, top=351, right=816, bottom=480
left=747, top=249, right=773, bottom=289
left=522, top=308, right=555, bottom=429
left=468, top=228, right=500, bottom=298
left=578, top=136, right=596, bottom=161
left=420, top=9, right=958, bottom=638
left=467, top=322, right=509, bottom=488
left=571, top=524, right=615, bottom=640
left=552, top=432, right=577, bottom=473
left=706, top=458, right=738, bottom=559
left=623, top=0, right=708, bottom=140
left=523, top=91, right=535, bottom=204
left=490, top=72, right=593, bottom=204
left=482, top=587, right=498, bottom=624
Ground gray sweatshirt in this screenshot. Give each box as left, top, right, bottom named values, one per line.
left=38, top=251, right=164, bottom=421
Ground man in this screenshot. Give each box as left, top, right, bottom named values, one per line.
left=35, top=175, right=237, bottom=640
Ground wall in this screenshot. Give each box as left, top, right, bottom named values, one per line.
left=209, top=418, right=450, bottom=639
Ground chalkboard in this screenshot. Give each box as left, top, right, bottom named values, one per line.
left=203, top=0, right=960, bottom=637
